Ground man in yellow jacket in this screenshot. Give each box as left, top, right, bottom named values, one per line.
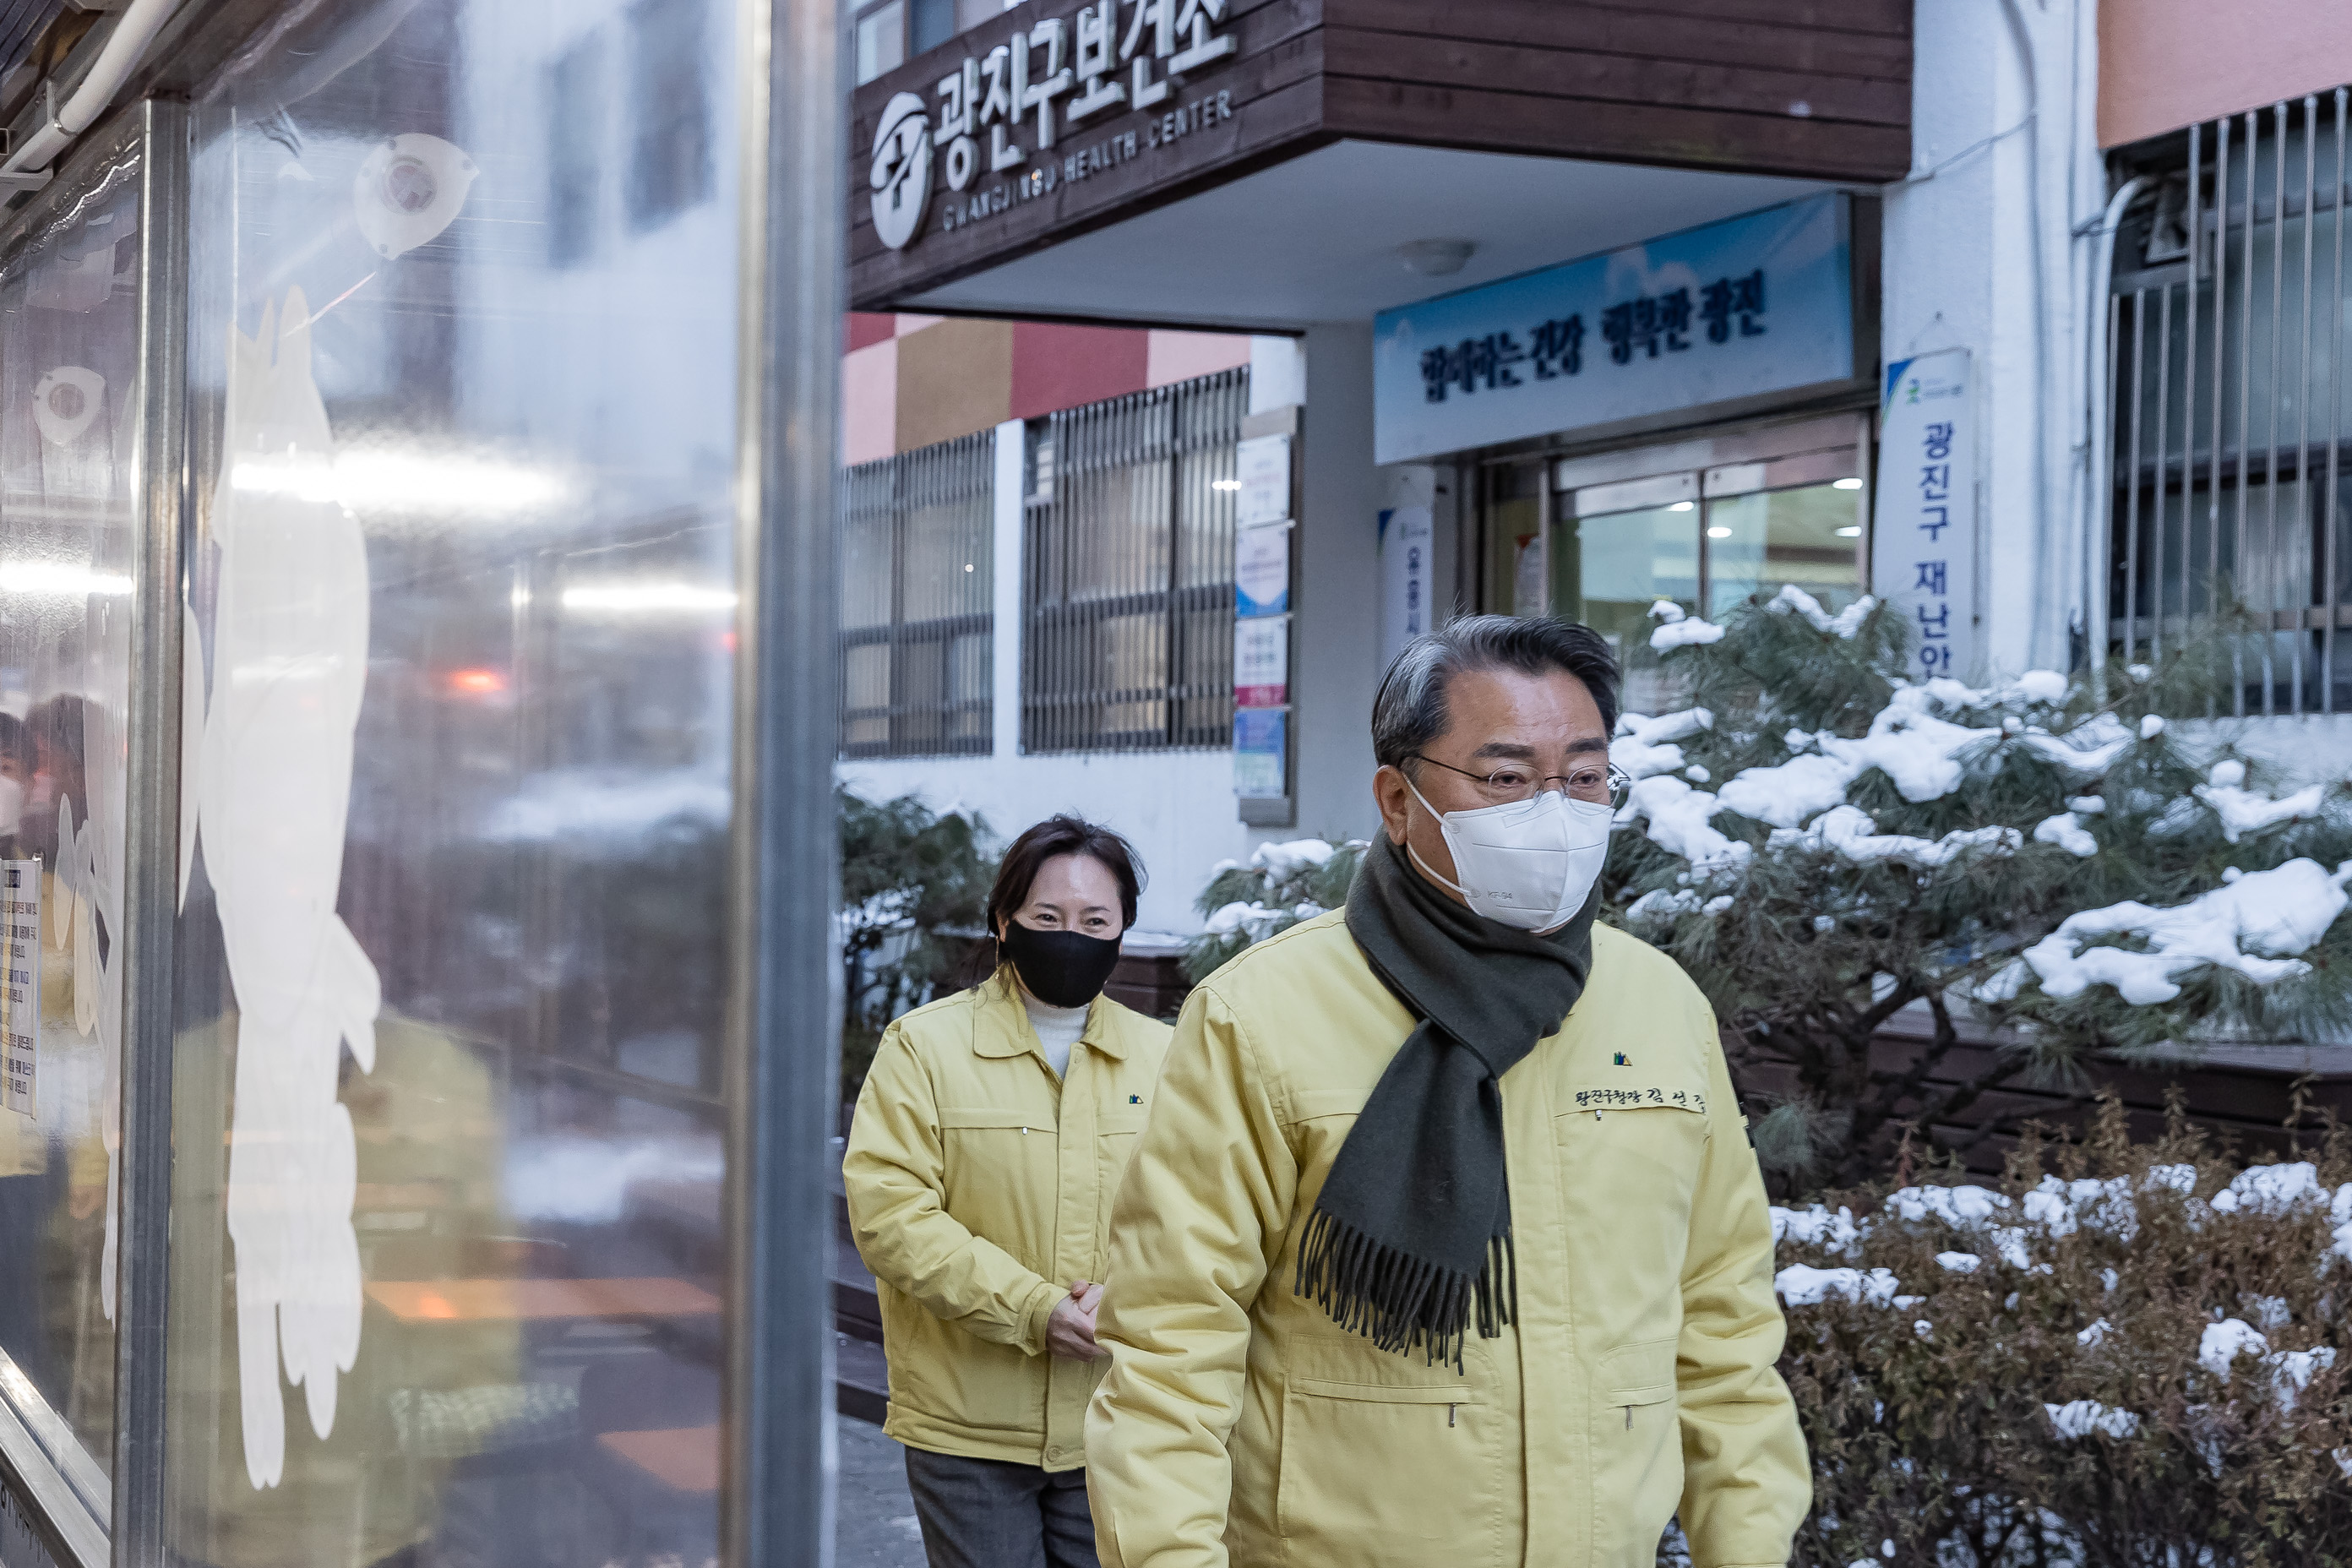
left=1086, top=616, right=1809, bottom=1567
left=848, top=815, right=1173, bottom=1568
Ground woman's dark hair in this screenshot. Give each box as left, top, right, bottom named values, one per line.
left=986, top=814, right=1144, bottom=938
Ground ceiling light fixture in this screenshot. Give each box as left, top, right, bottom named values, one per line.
left=1397, top=238, right=1476, bottom=277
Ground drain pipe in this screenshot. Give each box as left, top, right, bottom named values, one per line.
left=0, top=0, right=183, bottom=182
left=2082, top=176, right=2150, bottom=704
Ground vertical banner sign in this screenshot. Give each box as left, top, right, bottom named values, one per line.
left=1380, top=465, right=1435, bottom=667
left=1234, top=523, right=1291, bottom=617
left=3, top=861, right=35, bottom=1116
left=1233, top=710, right=1287, bottom=800
left=1233, top=433, right=1293, bottom=802
left=1871, top=348, right=1975, bottom=682
left=1234, top=618, right=1288, bottom=707
left=1234, top=433, right=1292, bottom=528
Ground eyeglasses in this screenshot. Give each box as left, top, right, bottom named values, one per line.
left=1409, top=754, right=1633, bottom=810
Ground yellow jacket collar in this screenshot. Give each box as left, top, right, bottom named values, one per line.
left=971, top=977, right=1131, bottom=1062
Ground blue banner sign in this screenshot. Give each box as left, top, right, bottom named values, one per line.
left=1372, top=194, right=1855, bottom=464
left=1233, top=710, right=1285, bottom=800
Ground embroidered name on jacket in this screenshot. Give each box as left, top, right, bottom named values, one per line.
left=1573, top=1086, right=1706, bottom=1113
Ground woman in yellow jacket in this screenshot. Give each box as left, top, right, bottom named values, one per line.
left=846, top=814, right=1172, bottom=1568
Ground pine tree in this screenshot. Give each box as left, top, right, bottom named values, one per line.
left=1614, top=589, right=2352, bottom=1193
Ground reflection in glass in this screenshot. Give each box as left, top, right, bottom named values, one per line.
left=1703, top=482, right=1863, bottom=615
left=166, top=3, right=738, bottom=1565
left=1566, top=504, right=1698, bottom=713
left=0, top=141, right=141, bottom=1504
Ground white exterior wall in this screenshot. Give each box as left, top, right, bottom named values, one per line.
left=848, top=0, right=2257, bottom=910
left=838, top=416, right=1250, bottom=934
left=1882, top=0, right=2104, bottom=683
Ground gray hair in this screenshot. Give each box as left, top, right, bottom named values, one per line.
left=1370, top=616, right=1621, bottom=770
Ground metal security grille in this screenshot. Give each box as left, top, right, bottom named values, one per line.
left=2106, top=91, right=2352, bottom=714
left=1023, top=367, right=1246, bottom=753
left=839, top=431, right=994, bottom=756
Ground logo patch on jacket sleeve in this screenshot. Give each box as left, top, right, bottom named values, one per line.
left=1129, top=1095, right=1142, bottom=1104
left=1612, top=1052, right=1630, bottom=1066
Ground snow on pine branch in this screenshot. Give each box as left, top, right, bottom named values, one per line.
left=1613, top=649, right=2352, bottom=1010
left=2012, top=857, right=2352, bottom=1005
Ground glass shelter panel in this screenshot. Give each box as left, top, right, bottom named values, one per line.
left=0, top=138, right=142, bottom=1512
left=165, top=3, right=741, bottom=1565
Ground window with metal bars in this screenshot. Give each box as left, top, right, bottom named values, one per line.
left=1022, top=368, right=1248, bottom=753
left=2105, top=90, right=2352, bottom=715
left=839, top=431, right=994, bottom=757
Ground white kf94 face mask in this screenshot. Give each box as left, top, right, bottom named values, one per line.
left=1405, top=775, right=1615, bottom=932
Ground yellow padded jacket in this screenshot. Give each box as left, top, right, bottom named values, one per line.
left=846, top=977, right=1173, bottom=1472
left=1083, top=912, right=1808, bottom=1567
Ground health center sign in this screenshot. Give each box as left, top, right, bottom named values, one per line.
left=865, top=0, right=1243, bottom=256
left=1371, top=195, right=1859, bottom=465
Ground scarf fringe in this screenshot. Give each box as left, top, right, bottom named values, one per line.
left=1293, top=1207, right=1518, bottom=1369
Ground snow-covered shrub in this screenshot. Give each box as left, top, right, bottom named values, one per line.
left=1614, top=591, right=2352, bottom=1190
left=1778, top=1102, right=2352, bottom=1566
left=1183, top=836, right=1368, bottom=982
left=838, top=787, right=995, bottom=1098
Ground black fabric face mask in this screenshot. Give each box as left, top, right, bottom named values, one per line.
left=999, top=919, right=1122, bottom=1008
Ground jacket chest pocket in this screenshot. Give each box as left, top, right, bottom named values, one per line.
left=934, top=1107, right=1057, bottom=1257
left=1551, top=1085, right=1710, bottom=1351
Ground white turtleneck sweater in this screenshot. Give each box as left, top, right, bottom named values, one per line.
left=1021, top=992, right=1090, bottom=1078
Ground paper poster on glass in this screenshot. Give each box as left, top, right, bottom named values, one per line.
left=2, top=860, right=34, bottom=1117
left=1233, top=710, right=1287, bottom=799
left=1234, top=618, right=1288, bottom=707
left=1235, top=522, right=1290, bottom=618
left=1870, top=347, right=1974, bottom=683
left=1235, top=433, right=1291, bottom=527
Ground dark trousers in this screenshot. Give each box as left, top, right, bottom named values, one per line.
left=901, top=1446, right=1102, bottom=1568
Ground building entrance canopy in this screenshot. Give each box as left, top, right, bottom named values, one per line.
left=848, top=0, right=1910, bottom=330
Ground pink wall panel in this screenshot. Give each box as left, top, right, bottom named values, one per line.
left=844, top=312, right=897, bottom=353
left=1146, top=329, right=1254, bottom=389
left=2102, top=0, right=2352, bottom=146
left=841, top=339, right=899, bottom=466
left=1008, top=322, right=1152, bottom=422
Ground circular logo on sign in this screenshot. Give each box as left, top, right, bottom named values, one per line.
left=869, top=92, right=932, bottom=252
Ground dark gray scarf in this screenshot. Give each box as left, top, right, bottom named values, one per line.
left=1296, top=833, right=1596, bottom=1364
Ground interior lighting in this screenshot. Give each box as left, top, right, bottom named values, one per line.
left=1669, top=501, right=1695, bottom=512
left=1835, top=525, right=1862, bottom=538
left=231, top=447, right=569, bottom=515
left=1211, top=479, right=1240, bottom=491
left=1706, top=526, right=1732, bottom=539
left=445, top=667, right=509, bottom=696
left=1832, top=477, right=1863, bottom=491
left=561, top=582, right=738, bottom=615
left=0, top=563, right=133, bottom=596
